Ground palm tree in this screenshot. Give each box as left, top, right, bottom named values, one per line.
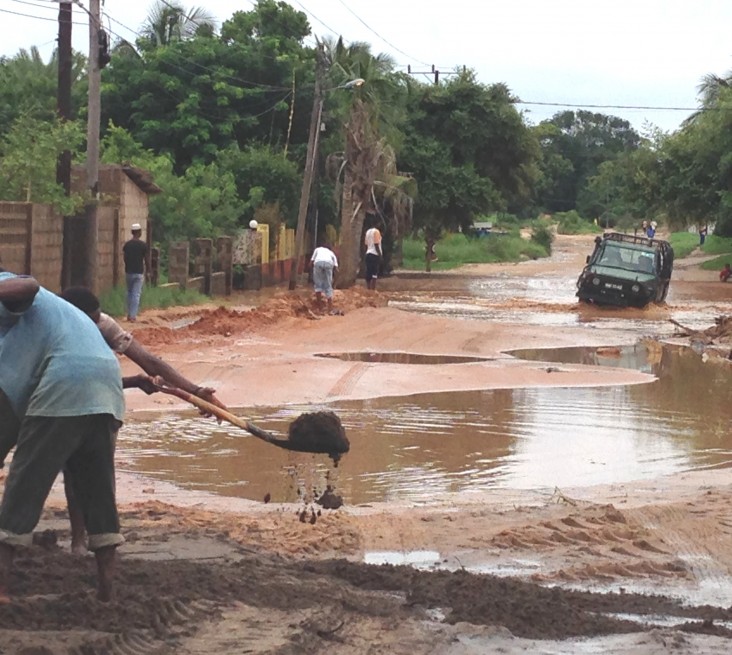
left=321, top=37, right=408, bottom=287
left=139, top=1, right=217, bottom=49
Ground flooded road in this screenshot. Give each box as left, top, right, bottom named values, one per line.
left=117, top=344, right=732, bottom=504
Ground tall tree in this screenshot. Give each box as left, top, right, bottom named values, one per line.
left=535, top=110, right=640, bottom=216
left=321, top=37, right=407, bottom=287
left=139, top=1, right=217, bottom=50
left=0, top=47, right=86, bottom=136
left=400, top=72, right=539, bottom=268
left=0, top=115, right=84, bottom=213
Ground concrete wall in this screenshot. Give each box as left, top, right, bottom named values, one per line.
left=0, top=202, right=63, bottom=292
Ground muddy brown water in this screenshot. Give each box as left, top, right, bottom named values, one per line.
left=117, top=344, right=732, bottom=505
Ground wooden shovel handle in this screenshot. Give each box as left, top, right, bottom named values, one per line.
left=153, top=382, right=292, bottom=449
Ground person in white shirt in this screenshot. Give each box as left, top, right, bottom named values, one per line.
left=364, top=218, right=382, bottom=290
left=310, top=242, right=339, bottom=312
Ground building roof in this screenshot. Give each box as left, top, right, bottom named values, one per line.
left=111, top=164, right=162, bottom=195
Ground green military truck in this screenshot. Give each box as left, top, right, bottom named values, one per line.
left=576, top=232, right=674, bottom=308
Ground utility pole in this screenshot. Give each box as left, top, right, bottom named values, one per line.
left=84, top=0, right=102, bottom=291
left=56, top=2, right=72, bottom=194
left=407, top=64, right=460, bottom=85
left=288, top=44, right=325, bottom=291
left=58, top=2, right=74, bottom=289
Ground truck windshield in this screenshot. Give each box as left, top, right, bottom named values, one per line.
left=598, top=244, right=656, bottom=273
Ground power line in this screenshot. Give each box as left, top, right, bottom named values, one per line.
left=290, top=0, right=342, bottom=38
left=334, top=0, right=431, bottom=67
left=0, top=5, right=82, bottom=23
left=516, top=100, right=701, bottom=112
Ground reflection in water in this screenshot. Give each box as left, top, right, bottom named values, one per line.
left=315, top=352, right=491, bottom=364
left=118, top=347, right=732, bottom=505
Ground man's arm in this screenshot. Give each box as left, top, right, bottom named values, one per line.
left=123, top=339, right=225, bottom=408
left=0, top=276, right=40, bottom=309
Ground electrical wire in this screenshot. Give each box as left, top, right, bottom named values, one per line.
left=289, top=0, right=342, bottom=38
left=515, top=100, right=702, bottom=112
left=334, top=0, right=431, bottom=67
left=0, top=5, right=83, bottom=24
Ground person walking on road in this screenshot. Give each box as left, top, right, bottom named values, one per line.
left=0, top=270, right=125, bottom=603
left=123, top=223, right=147, bottom=322
left=310, top=242, right=339, bottom=312
left=364, top=218, right=382, bottom=291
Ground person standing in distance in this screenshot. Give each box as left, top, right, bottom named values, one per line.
left=123, top=223, right=148, bottom=322
left=364, top=218, right=382, bottom=291
left=310, top=241, right=338, bottom=312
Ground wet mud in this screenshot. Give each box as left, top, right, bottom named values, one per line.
left=2, top=522, right=732, bottom=654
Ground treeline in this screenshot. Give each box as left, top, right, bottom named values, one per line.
left=1, top=0, right=731, bottom=283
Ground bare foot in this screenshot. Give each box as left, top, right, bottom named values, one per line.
left=0, top=588, right=10, bottom=605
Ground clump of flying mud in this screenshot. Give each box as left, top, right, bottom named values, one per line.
left=287, top=410, right=350, bottom=464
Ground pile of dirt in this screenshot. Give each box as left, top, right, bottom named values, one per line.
left=134, top=288, right=388, bottom=345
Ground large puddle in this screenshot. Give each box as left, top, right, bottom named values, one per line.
left=117, top=344, right=732, bottom=505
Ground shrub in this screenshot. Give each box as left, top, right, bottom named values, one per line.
left=99, top=284, right=209, bottom=317
left=530, top=221, right=554, bottom=253
left=555, top=210, right=600, bottom=235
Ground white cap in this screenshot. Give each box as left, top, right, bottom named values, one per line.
left=249, top=220, right=258, bottom=229
left=131, top=223, right=142, bottom=231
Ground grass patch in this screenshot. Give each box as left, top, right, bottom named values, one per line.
left=99, top=284, right=209, bottom=317
left=700, top=254, right=732, bottom=271
left=668, top=232, right=700, bottom=259
left=669, top=232, right=732, bottom=259
left=401, top=232, right=549, bottom=270
left=701, top=234, right=732, bottom=255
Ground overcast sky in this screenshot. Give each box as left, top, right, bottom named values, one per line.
left=3, top=0, right=732, bottom=133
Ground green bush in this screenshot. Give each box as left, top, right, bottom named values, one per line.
left=555, top=210, right=601, bottom=235
left=99, top=284, right=209, bottom=317
left=530, top=221, right=554, bottom=253
left=401, top=232, right=550, bottom=270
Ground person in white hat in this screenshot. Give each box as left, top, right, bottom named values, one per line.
left=122, top=223, right=147, bottom=322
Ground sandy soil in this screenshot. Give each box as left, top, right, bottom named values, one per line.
left=1, top=233, right=731, bottom=654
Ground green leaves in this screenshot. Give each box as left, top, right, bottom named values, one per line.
left=0, top=115, right=85, bottom=214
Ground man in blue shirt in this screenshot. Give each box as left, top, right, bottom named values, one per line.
left=0, top=270, right=125, bottom=603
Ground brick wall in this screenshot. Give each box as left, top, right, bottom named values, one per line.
left=0, top=202, right=63, bottom=291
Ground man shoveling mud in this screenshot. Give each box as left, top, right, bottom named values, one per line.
left=59, top=286, right=225, bottom=554
left=0, top=271, right=124, bottom=602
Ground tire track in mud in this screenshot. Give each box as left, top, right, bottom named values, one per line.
left=632, top=498, right=732, bottom=601
left=490, top=503, right=688, bottom=584
left=9, top=598, right=222, bottom=655
left=326, top=362, right=369, bottom=398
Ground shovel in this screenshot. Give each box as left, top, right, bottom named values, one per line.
left=153, top=381, right=350, bottom=462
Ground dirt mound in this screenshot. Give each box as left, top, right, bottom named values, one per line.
left=132, top=288, right=388, bottom=346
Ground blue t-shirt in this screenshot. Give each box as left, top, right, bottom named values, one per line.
left=0, top=272, right=125, bottom=420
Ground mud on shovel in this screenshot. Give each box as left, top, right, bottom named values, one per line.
left=152, top=380, right=350, bottom=463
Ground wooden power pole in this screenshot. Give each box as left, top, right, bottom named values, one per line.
left=84, top=0, right=102, bottom=291
left=58, top=2, right=74, bottom=289
left=288, top=44, right=325, bottom=291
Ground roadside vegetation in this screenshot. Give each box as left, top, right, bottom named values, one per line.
left=668, top=233, right=701, bottom=259
left=99, top=284, right=208, bottom=317
left=555, top=211, right=602, bottom=235
left=669, top=233, right=732, bottom=262
left=401, top=230, right=550, bottom=271
left=2, top=0, right=732, bottom=285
